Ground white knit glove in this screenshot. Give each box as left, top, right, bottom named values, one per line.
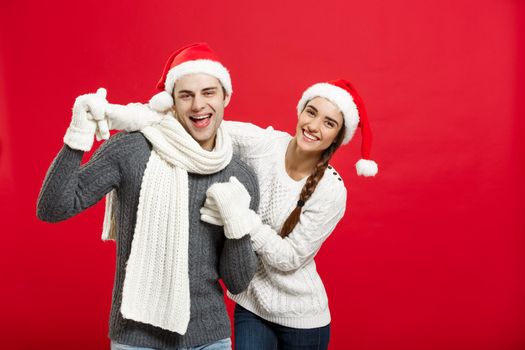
left=104, top=102, right=164, bottom=132
left=64, top=88, right=108, bottom=151
left=200, top=197, right=224, bottom=226
left=203, top=177, right=262, bottom=239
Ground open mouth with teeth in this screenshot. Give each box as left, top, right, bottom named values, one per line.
left=189, top=114, right=212, bottom=128
left=302, top=129, right=320, bottom=142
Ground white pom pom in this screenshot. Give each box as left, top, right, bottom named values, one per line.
left=148, top=91, right=173, bottom=112
left=355, top=159, right=378, bottom=177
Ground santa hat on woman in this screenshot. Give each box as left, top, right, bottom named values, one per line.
left=149, top=42, right=232, bottom=112
left=297, top=79, right=378, bottom=177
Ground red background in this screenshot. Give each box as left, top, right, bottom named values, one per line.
left=1, top=0, right=524, bottom=349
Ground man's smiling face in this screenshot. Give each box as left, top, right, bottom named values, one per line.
left=172, top=73, right=230, bottom=150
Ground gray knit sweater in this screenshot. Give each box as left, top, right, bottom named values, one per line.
left=37, top=131, right=259, bottom=348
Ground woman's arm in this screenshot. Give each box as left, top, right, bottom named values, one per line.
left=250, top=188, right=347, bottom=272
left=103, top=102, right=279, bottom=158
left=204, top=175, right=347, bottom=273
left=221, top=120, right=276, bottom=158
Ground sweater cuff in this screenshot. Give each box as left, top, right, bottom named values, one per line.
left=64, top=125, right=95, bottom=151
left=223, top=209, right=262, bottom=240
left=249, top=223, right=272, bottom=251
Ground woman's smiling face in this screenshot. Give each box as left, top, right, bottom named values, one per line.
left=294, top=97, right=344, bottom=155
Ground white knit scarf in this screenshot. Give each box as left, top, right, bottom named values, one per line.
left=101, top=114, right=232, bottom=334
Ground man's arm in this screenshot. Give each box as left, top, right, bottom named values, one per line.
left=219, top=236, right=258, bottom=294
left=218, top=160, right=260, bottom=294
left=36, top=134, right=127, bottom=222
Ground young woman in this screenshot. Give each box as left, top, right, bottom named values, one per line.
left=198, top=79, right=377, bottom=350
left=106, top=78, right=378, bottom=349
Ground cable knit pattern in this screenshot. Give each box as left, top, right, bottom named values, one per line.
left=108, top=116, right=233, bottom=334
left=36, top=131, right=259, bottom=348
left=222, top=121, right=347, bottom=329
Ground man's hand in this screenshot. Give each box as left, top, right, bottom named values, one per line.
left=64, top=88, right=108, bottom=151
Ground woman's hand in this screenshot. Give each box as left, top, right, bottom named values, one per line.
left=200, top=197, right=225, bottom=227
left=202, top=177, right=262, bottom=239
left=105, top=102, right=164, bottom=132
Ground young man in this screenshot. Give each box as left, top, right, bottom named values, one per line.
left=37, top=43, right=258, bottom=350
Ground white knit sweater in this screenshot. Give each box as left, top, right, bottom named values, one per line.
left=223, top=121, right=347, bottom=329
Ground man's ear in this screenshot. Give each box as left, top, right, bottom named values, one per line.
left=224, top=93, right=231, bottom=108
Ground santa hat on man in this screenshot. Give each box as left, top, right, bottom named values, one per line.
left=297, top=79, right=378, bottom=177
left=149, top=42, right=232, bottom=112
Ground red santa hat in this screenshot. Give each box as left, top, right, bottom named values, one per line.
left=149, top=42, right=232, bottom=112
left=296, top=79, right=378, bottom=177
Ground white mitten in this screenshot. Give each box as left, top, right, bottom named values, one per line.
left=64, top=88, right=108, bottom=151
left=200, top=197, right=224, bottom=227
left=205, top=177, right=262, bottom=239
left=105, top=102, right=164, bottom=132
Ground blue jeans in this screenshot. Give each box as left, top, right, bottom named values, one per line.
left=110, top=337, right=231, bottom=350
left=234, top=304, right=330, bottom=350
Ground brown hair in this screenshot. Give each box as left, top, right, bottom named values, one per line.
left=280, top=123, right=346, bottom=237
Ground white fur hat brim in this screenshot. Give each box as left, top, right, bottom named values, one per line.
left=164, top=59, right=233, bottom=96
